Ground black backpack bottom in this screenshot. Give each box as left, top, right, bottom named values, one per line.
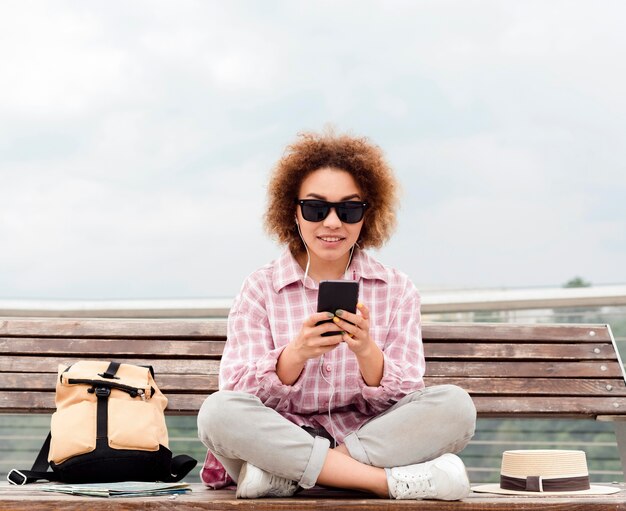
left=50, top=444, right=175, bottom=483
left=7, top=431, right=197, bottom=485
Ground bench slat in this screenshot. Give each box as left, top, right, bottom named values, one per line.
left=426, top=361, right=624, bottom=378
left=473, top=395, right=626, bottom=417
left=0, top=373, right=219, bottom=392
left=0, top=319, right=611, bottom=342
left=0, top=356, right=220, bottom=374
left=4, top=392, right=625, bottom=417
left=0, top=392, right=212, bottom=414
left=4, top=373, right=625, bottom=397
left=0, top=319, right=227, bottom=338
left=425, top=377, right=626, bottom=396
left=3, top=338, right=617, bottom=361
left=1, top=483, right=625, bottom=510
left=422, top=323, right=611, bottom=342
left=5, top=358, right=619, bottom=378
left=0, top=338, right=225, bottom=356
left=424, top=342, right=617, bottom=360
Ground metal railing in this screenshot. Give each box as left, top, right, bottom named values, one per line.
left=2, top=284, right=626, bottom=319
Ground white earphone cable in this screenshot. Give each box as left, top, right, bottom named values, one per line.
left=295, top=218, right=357, bottom=447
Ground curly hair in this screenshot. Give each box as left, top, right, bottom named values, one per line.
left=264, top=129, right=399, bottom=254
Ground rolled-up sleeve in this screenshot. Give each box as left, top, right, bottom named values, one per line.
left=218, top=278, right=302, bottom=410
left=358, top=281, right=425, bottom=414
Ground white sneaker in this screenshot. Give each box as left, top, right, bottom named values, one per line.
left=236, top=462, right=299, bottom=499
left=386, top=453, right=470, bottom=501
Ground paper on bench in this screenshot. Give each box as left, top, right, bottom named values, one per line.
left=37, top=481, right=191, bottom=498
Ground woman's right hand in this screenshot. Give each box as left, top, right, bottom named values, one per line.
left=291, top=311, right=344, bottom=362
left=276, top=312, right=343, bottom=385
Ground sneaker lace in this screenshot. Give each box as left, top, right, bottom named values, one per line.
left=268, top=474, right=297, bottom=495
left=395, top=472, right=435, bottom=498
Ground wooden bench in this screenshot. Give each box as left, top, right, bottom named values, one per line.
left=1, top=318, right=626, bottom=510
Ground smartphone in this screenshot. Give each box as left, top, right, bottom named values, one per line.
left=316, top=280, right=359, bottom=336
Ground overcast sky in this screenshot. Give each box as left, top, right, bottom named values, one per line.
left=1, top=0, right=625, bottom=300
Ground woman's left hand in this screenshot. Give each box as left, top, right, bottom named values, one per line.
left=332, top=303, right=376, bottom=356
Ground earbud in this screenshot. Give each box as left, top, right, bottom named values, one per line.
left=295, top=216, right=299, bottom=226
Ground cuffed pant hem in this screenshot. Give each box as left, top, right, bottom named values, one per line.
left=344, top=431, right=373, bottom=465
left=298, top=436, right=331, bottom=489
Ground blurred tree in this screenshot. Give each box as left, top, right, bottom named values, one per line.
left=557, top=277, right=595, bottom=323
left=564, top=276, right=592, bottom=288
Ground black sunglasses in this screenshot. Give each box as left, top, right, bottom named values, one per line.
left=296, top=199, right=369, bottom=224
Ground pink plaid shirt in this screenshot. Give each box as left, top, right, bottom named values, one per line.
left=201, top=248, right=425, bottom=488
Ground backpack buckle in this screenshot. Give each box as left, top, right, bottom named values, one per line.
left=7, top=469, right=28, bottom=485
left=95, top=386, right=111, bottom=398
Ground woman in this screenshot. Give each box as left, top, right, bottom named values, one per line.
left=197, top=130, right=476, bottom=500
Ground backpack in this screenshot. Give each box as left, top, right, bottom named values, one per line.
left=8, top=360, right=197, bottom=485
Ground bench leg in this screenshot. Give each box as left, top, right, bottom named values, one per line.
left=613, top=421, right=626, bottom=481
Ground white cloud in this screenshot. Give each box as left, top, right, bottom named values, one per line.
left=1, top=0, right=626, bottom=298
left=0, top=5, right=127, bottom=118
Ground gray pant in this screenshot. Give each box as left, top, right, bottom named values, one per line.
left=197, top=384, right=476, bottom=489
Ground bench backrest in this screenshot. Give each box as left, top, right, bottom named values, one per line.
left=1, top=319, right=625, bottom=419
left=423, top=323, right=626, bottom=419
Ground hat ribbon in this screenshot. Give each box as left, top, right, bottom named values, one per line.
left=500, top=474, right=591, bottom=492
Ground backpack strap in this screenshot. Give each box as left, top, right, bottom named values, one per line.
left=163, top=454, right=198, bottom=482
left=7, top=432, right=59, bottom=485
left=98, top=360, right=121, bottom=379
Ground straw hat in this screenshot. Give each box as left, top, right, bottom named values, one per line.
left=472, top=450, right=620, bottom=495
